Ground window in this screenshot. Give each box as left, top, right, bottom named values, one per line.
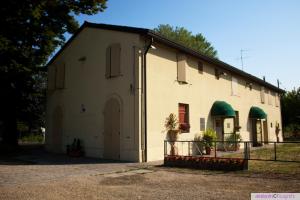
left=275, top=93, right=279, bottom=107
left=198, top=61, right=203, bottom=74
left=267, top=90, right=273, bottom=105
left=215, top=68, right=219, bottom=79
left=261, top=87, right=265, bottom=103
left=269, top=91, right=275, bottom=105
left=231, top=76, right=239, bottom=96
left=200, top=118, right=205, bottom=131
left=178, top=103, right=190, bottom=132
left=106, top=43, right=121, bottom=78
left=55, top=63, right=65, bottom=89
left=48, top=63, right=65, bottom=90
left=177, top=54, right=187, bottom=83
left=227, top=123, right=231, bottom=128
left=234, top=111, right=240, bottom=131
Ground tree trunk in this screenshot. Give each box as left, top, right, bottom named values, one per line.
left=0, top=81, right=18, bottom=147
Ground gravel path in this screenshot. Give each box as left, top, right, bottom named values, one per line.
left=0, top=147, right=299, bottom=200
left=1, top=167, right=299, bottom=200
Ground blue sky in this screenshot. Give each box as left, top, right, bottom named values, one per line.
left=72, top=0, right=300, bottom=91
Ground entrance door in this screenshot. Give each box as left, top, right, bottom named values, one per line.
left=263, top=120, right=268, bottom=144
left=104, top=99, right=120, bottom=160
left=252, top=119, right=262, bottom=146
left=215, top=118, right=224, bottom=150
left=215, top=119, right=223, bottom=141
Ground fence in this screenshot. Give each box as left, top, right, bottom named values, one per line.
left=164, top=140, right=300, bottom=162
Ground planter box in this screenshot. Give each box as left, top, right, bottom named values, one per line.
left=164, top=155, right=248, bottom=171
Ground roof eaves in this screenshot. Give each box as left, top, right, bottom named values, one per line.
left=46, top=22, right=284, bottom=93
left=147, top=30, right=284, bottom=93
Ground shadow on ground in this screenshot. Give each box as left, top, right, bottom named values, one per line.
left=0, top=143, right=131, bottom=165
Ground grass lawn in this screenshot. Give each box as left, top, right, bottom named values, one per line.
left=247, top=160, right=300, bottom=175
left=214, top=143, right=300, bottom=175
left=222, top=143, right=300, bottom=161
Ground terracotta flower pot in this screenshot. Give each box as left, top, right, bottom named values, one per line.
left=205, top=146, right=211, bottom=155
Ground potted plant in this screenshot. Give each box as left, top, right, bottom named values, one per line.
left=225, top=133, right=242, bottom=151
left=202, top=128, right=217, bottom=155
left=164, top=113, right=181, bottom=155
left=179, top=123, right=190, bottom=132
left=67, top=138, right=85, bottom=157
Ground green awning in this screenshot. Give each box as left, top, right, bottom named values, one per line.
left=211, top=101, right=236, bottom=117
left=249, top=106, right=267, bottom=119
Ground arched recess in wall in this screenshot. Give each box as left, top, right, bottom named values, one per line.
left=52, top=106, right=63, bottom=153
left=103, top=95, right=122, bottom=160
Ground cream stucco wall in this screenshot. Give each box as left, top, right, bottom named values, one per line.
left=46, top=27, right=283, bottom=162
left=46, top=28, right=144, bottom=161
left=146, top=43, right=282, bottom=161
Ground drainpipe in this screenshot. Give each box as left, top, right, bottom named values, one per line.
left=141, top=37, right=153, bottom=162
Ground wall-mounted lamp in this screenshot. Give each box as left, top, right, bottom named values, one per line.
left=81, top=104, right=86, bottom=113
left=78, top=56, right=86, bottom=62
left=150, top=45, right=156, bottom=49
left=219, top=71, right=227, bottom=76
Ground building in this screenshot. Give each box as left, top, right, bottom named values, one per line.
left=46, top=22, right=284, bottom=162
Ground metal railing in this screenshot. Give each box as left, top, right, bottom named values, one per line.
left=164, top=140, right=300, bottom=162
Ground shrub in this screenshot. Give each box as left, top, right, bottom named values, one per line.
left=202, top=128, right=217, bottom=147
left=20, top=134, right=44, bottom=143
left=164, top=113, right=180, bottom=141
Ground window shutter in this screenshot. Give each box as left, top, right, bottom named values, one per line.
left=55, top=63, right=65, bottom=89
left=179, top=104, right=186, bottom=124
left=105, top=46, right=111, bottom=78
left=48, top=65, right=56, bottom=90
left=275, top=93, right=279, bottom=107
left=215, top=68, right=219, bottom=79
left=198, top=61, right=203, bottom=74
left=234, top=111, right=240, bottom=127
left=231, top=77, right=238, bottom=96
left=111, top=43, right=121, bottom=77
left=177, top=54, right=186, bottom=83
left=261, top=87, right=265, bottom=103
left=200, top=118, right=205, bottom=131
left=268, top=91, right=273, bottom=105
left=178, top=103, right=190, bottom=132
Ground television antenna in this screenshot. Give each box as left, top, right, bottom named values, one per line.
left=239, top=49, right=250, bottom=71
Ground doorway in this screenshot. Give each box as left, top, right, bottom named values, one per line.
left=104, top=98, right=120, bottom=160
left=263, top=120, right=269, bottom=144
left=215, top=118, right=224, bottom=150
left=215, top=118, right=223, bottom=141
left=252, top=119, right=262, bottom=147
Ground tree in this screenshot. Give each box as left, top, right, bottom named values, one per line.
left=0, top=0, right=107, bottom=146
left=281, top=87, right=300, bottom=137
left=154, top=24, right=218, bottom=58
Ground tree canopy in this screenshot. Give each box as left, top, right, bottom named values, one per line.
left=281, top=87, right=300, bottom=137
left=0, top=0, right=107, bottom=145
left=154, top=24, right=218, bottom=58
